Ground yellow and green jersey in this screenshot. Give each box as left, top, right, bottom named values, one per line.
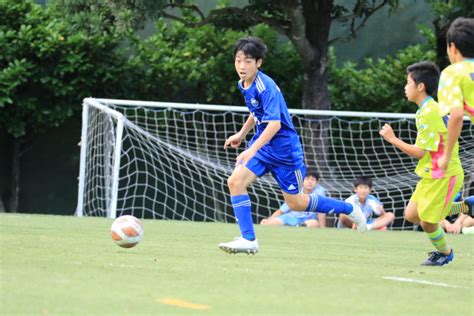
left=415, top=97, right=463, bottom=179
left=438, top=59, right=474, bottom=123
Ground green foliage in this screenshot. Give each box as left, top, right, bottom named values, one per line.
left=129, top=20, right=242, bottom=104
left=328, top=42, right=436, bottom=113
left=0, top=0, right=133, bottom=138
left=427, top=0, right=474, bottom=24
left=128, top=22, right=303, bottom=106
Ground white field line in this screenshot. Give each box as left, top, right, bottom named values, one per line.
left=382, top=276, right=469, bottom=289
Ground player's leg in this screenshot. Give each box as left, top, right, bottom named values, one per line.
left=404, top=199, right=420, bottom=224
left=303, top=219, right=319, bottom=228
left=260, top=216, right=285, bottom=226
left=337, top=213, right=353, bottom=228
left=447, top=196, right=474, bottom=217
left=317, top=213, right=326, bottom=228
left=219, top=158, right=264, bottom=254
left=461, top=215, right=474, bottom=234
left=418, top=175, right=463, bottom=266
left=271, top=166, right=366, bottom=232
left=282, top=191, right=366, bottom=231
left=368, top=212, right=395, bottom=230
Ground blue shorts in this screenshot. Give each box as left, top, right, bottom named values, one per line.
left=245, top=156, right=305, bottom=194
left=279, top=213, right=317, bottom=226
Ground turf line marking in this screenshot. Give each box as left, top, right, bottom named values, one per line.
left=382, top=276, right=469, bottom=289
left=159, top=297, right=210, bottom=310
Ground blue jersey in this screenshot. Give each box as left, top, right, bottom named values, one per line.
left=238, top=71, right=304, bottom=169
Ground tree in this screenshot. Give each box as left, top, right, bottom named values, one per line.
left=0, top=1, right=134, bottom=212
left=63, top=0, right=399, bottom=175
left=426, top=0, right=474, bottom=68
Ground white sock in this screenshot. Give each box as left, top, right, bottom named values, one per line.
left=366, top=224, right=373, bottom=231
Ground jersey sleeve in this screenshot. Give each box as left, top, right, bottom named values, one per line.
left=279, top=202, right=291, bottom=213
left=367, top=196, right=382, bottom=216
left=260, top=88, right=281, bottom=122
left=438, top=68, right=464, bottom=116
left=415, top=108, right=442, bottom=151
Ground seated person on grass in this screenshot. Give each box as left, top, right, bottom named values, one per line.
left=338, top=176, right=395, bottom=231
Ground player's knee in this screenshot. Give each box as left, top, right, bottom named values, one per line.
left=227, top=175, right=243, bottom=191
left=386, top=212, right=395, bottom=221
left=286, top=199, right=304, bottom=211
left=404, top=210, right=418, bottom=224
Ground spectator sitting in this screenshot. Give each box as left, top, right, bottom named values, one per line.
left=260, top=171, right=327, bottom=228
left=338, top=176, right=395, bottom=231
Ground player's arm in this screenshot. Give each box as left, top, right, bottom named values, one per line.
left=375, top=204, right=385, bottom=215
left=270, top=210, right=284, bottom=218
left=379, top=124, right=425, bottom=159
left=270, top=202, right=290, bottom=218
left=248, top=120, right=281, bottom=153
left=224, top=115, right=256, bottom=149
left=235, top=120, right=281, bottom=165
left=438, top=107, right=464, bottom=170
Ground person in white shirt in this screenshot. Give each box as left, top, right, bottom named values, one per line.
left=338, top=176, right=395, bottom=231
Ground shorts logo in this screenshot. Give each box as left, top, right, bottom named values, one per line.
left=251, top=98, right=259, bottom=107
left=288, top=184, right=296, bottom=190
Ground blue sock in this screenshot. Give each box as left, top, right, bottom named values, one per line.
left=231, top=195, right=255, bottom=241
left=305, top=194, right=353, bottom=215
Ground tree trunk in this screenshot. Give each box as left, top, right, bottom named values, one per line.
left=433, top=19, right=449, bottom=70
left=301, top=55, right=333, bottom=178
left=9, top=138, right=21, bottom=213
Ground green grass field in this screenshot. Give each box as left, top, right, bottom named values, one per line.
left=1, top=214, right=473, bottom=315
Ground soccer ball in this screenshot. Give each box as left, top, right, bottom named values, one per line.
left=111, top=215, right=144, bottom=248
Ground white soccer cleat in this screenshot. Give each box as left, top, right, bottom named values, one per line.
left=219, top=237, right=259, bottom=254
left=347, top=203, right=367, bottom=233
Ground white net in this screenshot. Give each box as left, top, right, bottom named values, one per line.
left=76, top=98, right=474, bottom=230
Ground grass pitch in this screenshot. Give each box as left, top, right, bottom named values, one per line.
left=1, top=214, right=473, bottom=315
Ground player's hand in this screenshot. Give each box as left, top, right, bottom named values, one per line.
left=235, top=148, right=256, bottom=166
left=451, top=222, right=462, bottom=234
left=224, top=133, right=243, bottom=150
left=437, top=153, right=450, bottom=171
left=444, top=222, right=453, bottom=233
left=379, top=124, right=395, bottom=143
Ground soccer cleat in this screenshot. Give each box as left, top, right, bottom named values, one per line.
left=421, top=249, right=454, bottom=266
left=347, top=203, right=367, bottom=233
left=464, top=196, right=474, bottom=215
left=218, top=237, right=259, bottom=255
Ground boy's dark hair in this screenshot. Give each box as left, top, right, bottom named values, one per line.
left=234, top=36, right=267, bottom=61
left=305, top=170, right=320, bottom=181
left=354, top=176, right=372, bottom=189
left=406, top=61, right=440, bottom=97
left=446, top=17, right=474, bottom=58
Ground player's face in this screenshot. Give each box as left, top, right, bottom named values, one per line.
left=235, top=51, right=262, bottom=86
left=303, top=176, right=318, bottom=192
left=404, top=74, right=419, bottom=102
left=354, top=184, right=371, bottom=202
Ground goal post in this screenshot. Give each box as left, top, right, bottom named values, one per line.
left=76, top=97, right=474, bottom=230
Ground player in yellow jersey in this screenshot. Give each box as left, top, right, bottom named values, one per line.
left=437, top=17, right=474, bottom=171
left=380, top=61, right=463, bottom=266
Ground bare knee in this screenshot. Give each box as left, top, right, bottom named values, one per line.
left=386, top=212, right=395, bottom=221
left=227, top=175, right=245, bottom=192
left=404, top=210, right=419, bottom=224
left=286, top=199, right=306, bottom=211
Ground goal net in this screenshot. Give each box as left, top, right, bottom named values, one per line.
left=76, top=98, right=474, bottom=230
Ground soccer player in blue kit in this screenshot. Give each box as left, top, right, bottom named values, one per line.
left=219, top=37, right=367, bottom=254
